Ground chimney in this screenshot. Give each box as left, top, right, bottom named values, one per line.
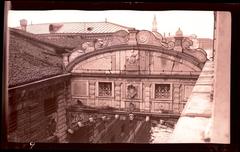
left=20, top=19, right=27, bottom=31
left=174, top=27, right=184, bottom=52
left=49, top=23, right=63, bottom=33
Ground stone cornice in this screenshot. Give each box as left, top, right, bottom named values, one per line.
left=71, top=72, right=200, bottom=80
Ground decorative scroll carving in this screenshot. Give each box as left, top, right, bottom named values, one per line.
left=113, top=30, right=129, bottom=43
left=167, top=41, right=175, bottom=50
left=182, top=37, right=193, bottom=50
left=137, top=31, right=151, bottom=44
left=68, top=29, right=207, bottom=71
left=152, top=31, right=163, bottom=41
left=74, top=30, right=206, bottom=65
left=94, top=30, right=129, bottom=50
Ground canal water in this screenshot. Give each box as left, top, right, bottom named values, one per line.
left=133, top=119, right=176, bottom=143
left=149, top=121, right=175, bottom=143
left=68, top=116, right=177, bottom=143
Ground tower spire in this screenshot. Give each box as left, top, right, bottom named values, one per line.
left=152, top=14, right=157, bottom=32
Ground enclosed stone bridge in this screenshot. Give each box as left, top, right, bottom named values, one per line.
left=62, top=29, right=208, bottom=141
left=64, top=29, right=207, bottom=111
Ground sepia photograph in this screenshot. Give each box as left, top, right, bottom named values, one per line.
left=4, top=2, right=231, bottom=146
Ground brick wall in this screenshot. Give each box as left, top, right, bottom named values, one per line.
left=8, top=77, right=70, bottom=143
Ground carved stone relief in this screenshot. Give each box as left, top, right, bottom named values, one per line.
left=82, top=41, right=95, bottom=53
left=127, top=85, right=138, bottom=99
left=137, top=31, right=151, bottom=44
left=126, top=50, right=139, bottom=65
left=94, top=38, right=110, bottom=50
left=113, top=30, right=129, bottom=44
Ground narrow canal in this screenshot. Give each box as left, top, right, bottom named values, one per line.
left=68, top=115, right=177, bottom=143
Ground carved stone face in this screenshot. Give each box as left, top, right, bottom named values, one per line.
left=95, top=39, right=104, bottom=49
left=127, top=85, right=137, bottom=99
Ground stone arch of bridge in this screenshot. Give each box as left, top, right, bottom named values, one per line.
left=66, top=44, right=205, bottom=72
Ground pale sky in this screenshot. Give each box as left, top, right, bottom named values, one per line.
left=8, top=10, right=214, bottom=38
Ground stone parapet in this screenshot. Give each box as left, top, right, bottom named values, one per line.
left=168, top=60, right=214, bottom=143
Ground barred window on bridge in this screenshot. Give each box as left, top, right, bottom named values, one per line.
left=155, top=84, right=171, bottom=99
left=98, top=82, right=112, bottom=97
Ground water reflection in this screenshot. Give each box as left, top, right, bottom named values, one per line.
left=149, top=121, right=174, bottom=143
left=133, top=119, right=176, bottom=143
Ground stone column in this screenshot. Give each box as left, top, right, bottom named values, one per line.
left=114, top=81, right=122, bottom=109
left=143, top=82, right=151, bottom=112
left=56, top=85, right=68, bottom=143
left=88, top=81, right=96, bottom=107
left=173, top=84, right=181, bottom=113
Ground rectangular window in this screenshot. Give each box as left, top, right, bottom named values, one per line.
left=44, top=97, right=57, bottom=116
left=8, top=93, right=17, bottom=134
left=8, top=110, right=17, bottom=133
left=155, top=84, right=171, bottom=99
left=98, top=82, right=112, bottom=97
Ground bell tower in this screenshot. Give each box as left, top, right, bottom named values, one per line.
left=152, top=14, right=157, bottom=32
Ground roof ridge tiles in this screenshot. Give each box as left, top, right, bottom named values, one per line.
left=13, top=21, right=134, bottom=34
left=9, top=28, right=74, bottom=51
left=14, top=21, right=133, bottom=27
left=106, top=21, right=135, bottom=30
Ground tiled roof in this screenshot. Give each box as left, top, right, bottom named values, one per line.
left=15, top=22, right=134, bottom=34
left=37, top=35, right=86, bottom=49
left=10, top=28, right=75, bottom=50
left=8, top=31, right=67, bottom=87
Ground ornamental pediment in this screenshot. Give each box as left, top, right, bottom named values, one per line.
left=76, top=29, right=206, bottom=61
left=66, top=29, right=207, bottom=70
